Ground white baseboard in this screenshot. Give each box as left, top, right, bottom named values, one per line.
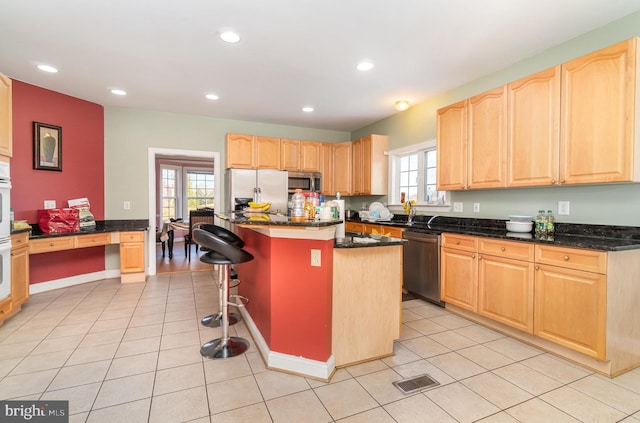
left=238, top=305, right=335, bottom=381
left=29, top=270, right=122, bottom=294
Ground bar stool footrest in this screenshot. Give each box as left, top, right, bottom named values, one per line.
left=201, top=312, right=241, bottom=328
left=229, top=294, right=249, bottom=308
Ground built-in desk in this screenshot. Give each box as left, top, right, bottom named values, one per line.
left=27, top=219, right=149, bottom=283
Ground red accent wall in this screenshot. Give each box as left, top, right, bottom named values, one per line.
left=238, top=228, right=333, bottom=362
left=11, top=80, right=105, bottom=284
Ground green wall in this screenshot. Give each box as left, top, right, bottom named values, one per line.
left=104, top=107, right=350, bottom=219
left=353, top=11, right=640, bottom=226
left=104, top=12, right=640, bottom=227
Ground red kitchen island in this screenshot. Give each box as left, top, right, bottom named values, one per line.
left=230, top=214, right=403, bottom=381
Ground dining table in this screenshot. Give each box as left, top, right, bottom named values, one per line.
left=159, top=220, right=189, bottom=259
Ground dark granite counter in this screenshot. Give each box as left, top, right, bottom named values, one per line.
left=227, top=211, right=342, bottom=228
left=27, top=219, right=149, bottom=240
left=335, top=232, right=405, bottom=249
left=349, top=215, right=640, bottom=252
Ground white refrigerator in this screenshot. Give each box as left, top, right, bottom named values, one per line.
left=226, top=169, right=289, bottom=213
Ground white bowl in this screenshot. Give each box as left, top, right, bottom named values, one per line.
left=508, top=215, right=533, bottom=223
left=506, top=221, right=533, bottom=233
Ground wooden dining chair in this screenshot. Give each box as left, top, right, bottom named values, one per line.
left=184, top=208, right=215, bottom=260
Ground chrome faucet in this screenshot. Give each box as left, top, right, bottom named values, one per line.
left=407, top=202, right=416, bottom=224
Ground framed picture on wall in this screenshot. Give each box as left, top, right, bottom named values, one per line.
left=33, top=122, right=62, bottom=171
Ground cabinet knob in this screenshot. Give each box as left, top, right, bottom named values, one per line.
left=551, top=180, right=556, bottom=184
left=472, top=254, right=476, bottom=259
left=478, top=255, right=482, bottom=260
left=50, top=243, right=54, bottom=247
left=535, top=266, right=540, bottom=270
left=500, top=247, right=505, bottom=251
left=455, top=241, right=460, bottom=245
left=563, top=255, right=570, bottom=261
left=560, top=179, right=566, bottom=184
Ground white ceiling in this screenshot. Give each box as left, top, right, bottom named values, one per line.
left=1, top=1, right=640, bottom=132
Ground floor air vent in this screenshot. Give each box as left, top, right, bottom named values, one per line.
left=393, top=374, right=440, bottom=394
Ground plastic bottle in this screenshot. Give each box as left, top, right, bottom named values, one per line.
left=535, top=210, right=547, bottom=240
left=546, top=210, right=555, bottom=241
left=291, top=189, right=306, bottom=220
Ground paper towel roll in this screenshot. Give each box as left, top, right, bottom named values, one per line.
left=334, top=199, right=345, bottom=239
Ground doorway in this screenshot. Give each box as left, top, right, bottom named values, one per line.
left=147, top=147, right=222, bottom=276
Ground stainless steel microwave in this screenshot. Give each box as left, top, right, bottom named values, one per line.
left=288, top=171, right=321, bottom=193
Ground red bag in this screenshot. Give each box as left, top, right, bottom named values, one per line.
left=37, top=208, right=80, bottom=234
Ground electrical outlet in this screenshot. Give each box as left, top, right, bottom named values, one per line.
left=123, top=201, right=131, bottom=210
left=453, top=202, right=463, bottom=213
left=44, top=200, right=56, bottom=209
left=558, top=201, right=570, bottom=215
left=473, top=203, right=480, bottom=213
left=311, top=249, right=321, bottom=267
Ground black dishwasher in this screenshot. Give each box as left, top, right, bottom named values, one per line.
left=402, top=230, right=444, bottom=306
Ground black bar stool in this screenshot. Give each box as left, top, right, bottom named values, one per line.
left=195, top=223, right=244, bottom=328
left=193, top=228, right=254, bottom=359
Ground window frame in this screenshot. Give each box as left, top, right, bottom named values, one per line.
left=160, top=164, right=181, bottom=222
left=182, top=166, right=215, bottom=217
left=388, top=140, right=451, bottom=212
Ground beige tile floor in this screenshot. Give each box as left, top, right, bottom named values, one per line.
left=0, top=271, right=639, bottom=422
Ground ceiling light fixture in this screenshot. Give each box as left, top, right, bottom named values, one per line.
left=302, top=107, right=314, bottom=113
left=205, top=93, right=219, bottom=100
left=356, top=61, right=374, bottom=71
left=37, top=64, right=58, bottom=73
left=220, top=31, right=240, bottom=43
left=111, top=89, right=127, bottom=96
left=395, top=100, right=410, bottom=111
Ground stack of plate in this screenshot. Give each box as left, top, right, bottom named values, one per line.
left=369, top=202, right=393, bottom=221
left=506, top=215, right=533, bottom=233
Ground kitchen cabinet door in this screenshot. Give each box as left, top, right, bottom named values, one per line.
left=255, top=136, right=281, bottom=169
left=561, top=38, right=638, bottom=184
left=332, top=142, right=353, bottom=195
left=441, top=246, right=477, bottom=312
left=226, top=133, right=255, bottom=169
left=319, top=142, right=333, bottom=195
left=437, top=100, right=467, bottom=190
left=0, top=73, right=12, bottom=158
left=508, top=66, right=561, bottom=187
left=280, top=138, right=300, bottom=171
left=478, top=254, right=534, bottom=333
left=10, top=233, right=29, bottom=310
left=352, top=137, right=363, bottom=194
left=534, top=263, right=606, bottom=359
left=467, top=86, right=508, bottom=189
left=345, top=221, right=364, bottom=233
left=352, top=135, right=388, bottom=195
left=300, top=141, right=321, bottom=172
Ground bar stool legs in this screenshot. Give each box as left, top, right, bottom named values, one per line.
left=200, top=266, right=241, bottom=328
left=200, top=264, right=249, bottom=359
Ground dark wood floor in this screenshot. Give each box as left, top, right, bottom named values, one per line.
left=156, top=240, right=213, bottom=274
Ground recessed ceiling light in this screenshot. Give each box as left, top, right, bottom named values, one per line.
left=395, top=100, right=410, bottom=111
left=357, top=61, right=374, bottom=71
left=205, top=93, right=219, bottom=100
left=220, top=31, right=240, bottom=43
left=302, top=107, right=314, bottom=113
left=37, top=64, right=58, bottom=73
left=111, top=89, right=127, bottom=96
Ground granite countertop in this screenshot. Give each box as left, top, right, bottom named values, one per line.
left=26, top=219, right=150, bottom=239
left=226, top=211, right=342, bottom=228
left=349, top=215, right=640, bottom=252
left=335, top=232, right=405, bottom=249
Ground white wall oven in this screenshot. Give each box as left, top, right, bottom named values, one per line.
left=0, top=161, right=11, bottom=301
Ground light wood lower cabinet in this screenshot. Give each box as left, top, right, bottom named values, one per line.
left=478, top=238, right=534, bottom=333
left=534, top=245, right=607, bottom=359
left=120, top=232, right=145, bottom=283
left=441, top=234, right=478, bottom=311
left=10, top=232, right=30, bottom=311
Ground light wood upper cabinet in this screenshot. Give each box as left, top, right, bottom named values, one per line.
left=280, top=138, right=300, bottom=171
left=508, top=66, right=561, bottom=187
left=255, top=136, right=280, bottom=169
left=332, top=142, right=352, bottom=195
left=467, top=86, right=508, bottom=189
left=300, top=141, right=321, bottom=172
left=319, top=142, right=333, bottom=195
left=0, top=72, right=12, bottom=158
left=352, top=134, right=388, bottom=195
left=437, top=100, right=467, bottom=190
left=226, top=133, right=255, bottom=168
left=561, top=38, right=639, bottom=184
left=226, top=134, right=280, bottom=169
